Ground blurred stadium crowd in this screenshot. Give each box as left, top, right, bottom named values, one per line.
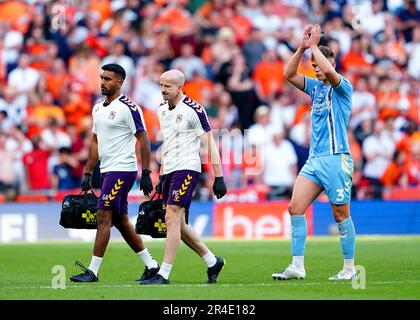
left=0, top=0, right=419, bottom=202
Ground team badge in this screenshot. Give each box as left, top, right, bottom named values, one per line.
left=109, top=111, right=116, bottom=120
left=176, top=114, right=183, bottom=123
left=172, top=190, right=180, bottom=202
left=102, top=194, right=109, bottom=201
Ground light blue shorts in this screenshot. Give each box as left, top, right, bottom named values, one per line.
left=299, top=154, right=354, bottom=205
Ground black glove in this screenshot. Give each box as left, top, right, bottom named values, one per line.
left=156, top=175, right=164, bottom=194
left=140, top=169, right=153, bottom=196
left=81, top=173, right=92, bottom=191
left=213, top=176, right=227, bottom=199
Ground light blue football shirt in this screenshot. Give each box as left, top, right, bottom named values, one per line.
left=303, top=75, right=353, bottom=157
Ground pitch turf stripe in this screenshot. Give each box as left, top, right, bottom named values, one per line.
left=3, top=280, right=420, bottom=290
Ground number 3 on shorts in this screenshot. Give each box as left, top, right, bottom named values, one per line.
left=336, top=188, right=345, bottom=202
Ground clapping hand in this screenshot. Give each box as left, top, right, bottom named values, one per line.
left=308, top=24, right=322, bottom=48
left=300, top=25, right=313, bottom=50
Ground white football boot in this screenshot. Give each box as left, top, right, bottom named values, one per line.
left=272, top=264, right=306, bottom=280
left=328, top=268, right=357, bottom=280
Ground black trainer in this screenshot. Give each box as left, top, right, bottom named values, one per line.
left=139, top=273, right=170, bottom=285
left=206, top=256, right=225, bottom=284
left=70, top=261, right=98, bottom=282
left=135, top=264, right=160, bottom=282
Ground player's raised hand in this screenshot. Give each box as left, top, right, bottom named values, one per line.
left=213, top=176, right=227, bottom=199
left=140, top=169, right=153, bottom=196
left=308, top=24, right=322, bottom=47
left=300, top=24, right=313, bottom=50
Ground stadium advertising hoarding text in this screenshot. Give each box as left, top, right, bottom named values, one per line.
left=213, top=202, right=313, bottom=239
left=1, top=201, right=420, bottom=243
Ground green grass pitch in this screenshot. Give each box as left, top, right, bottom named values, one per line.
left=1, top=236, right=419, bottom=300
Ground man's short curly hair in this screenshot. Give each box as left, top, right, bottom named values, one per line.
left=313, top=45, right=335, bottom=60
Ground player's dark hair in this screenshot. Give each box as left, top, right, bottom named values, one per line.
left=317, top=45, right=335, bottom=60
left=102, top=63, right=126, bottom=80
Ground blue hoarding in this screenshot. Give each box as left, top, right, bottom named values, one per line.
left=313, top=201, right=420, bottom=235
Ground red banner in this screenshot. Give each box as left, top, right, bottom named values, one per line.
left=214, top=202, right=313, bottom=239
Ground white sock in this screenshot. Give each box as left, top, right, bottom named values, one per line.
left=88, top=256, right=103, bottom=276
left=137, top=248, right=158, bottom=269
left=158, top=262, right=172, bottom=280
left=202, top=251, right=217, bottom=268
left=344, top=258, right=355, bottom=270
left=292, top=256, right=305, bottom=269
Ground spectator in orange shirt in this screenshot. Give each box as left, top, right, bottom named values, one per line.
left=341, top=35, right=372, bottom=76
left=89, top=0, right=112, bottom=24
left=28, top=91, right=66, bottom=129
left=253, top=48, right=284, bottom=103
left=26, top=26, right=50, bottom=71
left=63, top=89, right=91, bottom=129
left=382, top=24, right=408, bottom=67
left=397, top=120, right=418, bottom=155
left=401, top=142, right=420, bottom=186
left=68, top=46, right=101, bottom=96
left=183, top=71, right=214, bottom=105
left=222, top=4, right=252, bottom=47
left=376, top=76, right=401, bottom=121
left=153, top=0, right=197, bottom=55
left=194, top=0, right=226, bottom=30
left=141, top=107, right=160, bottom=145
left=0, top=0, right=31, bottom=34
left=381, top=150, right=405, bottom=186
left=45, top=58, right=71, bottom=103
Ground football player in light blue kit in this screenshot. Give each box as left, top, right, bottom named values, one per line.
left=272, top=24, right=356, bottom=280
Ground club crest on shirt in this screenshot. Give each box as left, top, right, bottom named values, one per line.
left=312, top=101, right=330, bottom=113
left=109, top=111, right=116, bottom=120
left=176, top=114, right=183, bottom=123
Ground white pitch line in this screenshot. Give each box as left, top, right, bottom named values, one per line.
left=2, top=280, right=420, bottom=290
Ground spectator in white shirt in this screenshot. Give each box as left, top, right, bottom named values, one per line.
left=101, top=39, right=136, bottom=95
left=350, top=77, right=376, bottom=130
left=361, top=120, right=395, bottom=198
left=263, top=130, right=298, bottom=199
left=40, top=117, right=72, bottom=150
left=170, top=43, right=207, bottom=81
left=246, top=105, right=278, bottom=148
left=0, top=86, right=27, bottom=127
left=406, top=25, right=420, bottom=79
left=7, top=54, right=40, bottom=96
